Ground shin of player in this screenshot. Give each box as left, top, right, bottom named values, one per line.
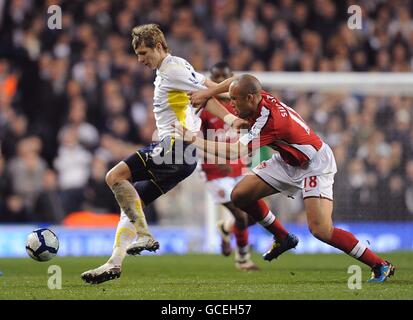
left=105, top=162, right=158, bottom=265
left=304, top=194, right=391, bottom=278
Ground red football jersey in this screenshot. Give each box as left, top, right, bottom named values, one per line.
left=200, top=100, right=245, bottom=181
left=239, top=91, right=323, bottom=167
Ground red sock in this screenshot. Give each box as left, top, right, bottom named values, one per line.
left=243, top=199, right=288, bottom=240
left=232, top=225, right=249, bottom=248
left=329, top=228, right=385, bottom=267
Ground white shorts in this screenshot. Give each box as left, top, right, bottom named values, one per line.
left=205, top=176, right=244, bottom=204
left=252, top=143, right=337, bottom=200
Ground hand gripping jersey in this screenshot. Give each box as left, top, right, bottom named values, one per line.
left=200, top=100, right=245, bottom=181
left=239, top=91, right=323, bottom=167
left=153, top=54, right=207, bottom=140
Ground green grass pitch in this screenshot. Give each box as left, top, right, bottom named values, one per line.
left=0, top=252, right=412, bottom=300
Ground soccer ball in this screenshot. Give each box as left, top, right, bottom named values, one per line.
left=26, top=228, right=59, bottom=262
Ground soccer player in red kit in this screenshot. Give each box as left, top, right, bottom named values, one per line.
left=180, top=74, right=395, bottom=283
left=200, top=62, right=261, bottom=270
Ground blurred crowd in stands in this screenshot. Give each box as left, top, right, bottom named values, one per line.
left=0, top=0, right=412, bottom=223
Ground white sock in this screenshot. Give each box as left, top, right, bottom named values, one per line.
left=259, top=211, right=276, bottom=227
left=223, top=219, right=234, bottom=234
left=238, top=245, right=249, bottom=255
left=107, top=211, right=137, bottom=266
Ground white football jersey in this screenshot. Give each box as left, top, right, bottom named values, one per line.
left=153, top=54, right=206, bottom=140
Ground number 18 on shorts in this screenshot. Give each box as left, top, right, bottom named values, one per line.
left=302, top=174, right=334, bottom=201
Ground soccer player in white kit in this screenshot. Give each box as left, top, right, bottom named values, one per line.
left=81, top=24, right=246, bottom=284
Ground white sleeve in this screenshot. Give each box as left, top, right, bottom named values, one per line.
left=163, top=64, right=206, bottom=92
left=239, top=132, right=254, bottom=146
left=239, top=107, right=270, bottom=146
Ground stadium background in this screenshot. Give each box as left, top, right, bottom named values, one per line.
left=0, top=0, right=413, bottom=257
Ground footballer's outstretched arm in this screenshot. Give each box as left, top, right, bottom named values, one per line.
left=198, top=76, right=238, bottom=99
left=173, top=123, right=249, bottom=160
left=203, top=78, right=218, bottom=89
left=201, top=96, right=243, bottom=127
left=193, top=136, right=249, bottom=161
left=190, top=76, right=238, bottom=109
left=196, top=81, right=248, bottom=129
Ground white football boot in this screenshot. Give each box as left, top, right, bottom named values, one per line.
left=126, top=235, right=160, bottom=255
left=81, top=263, right=121, bottom=284
left=235, top=247, right=259, bottom=271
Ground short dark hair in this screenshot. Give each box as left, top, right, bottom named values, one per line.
left=209, top=61, right=233, bottom=81
left=209, top=61, right=231, bottom=73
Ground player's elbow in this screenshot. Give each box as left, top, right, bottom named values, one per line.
left=105, top=169, right=116, bottom=187
left=204, top=79, right=217, bottom=88
left=308, top=222, right=332, bottom=242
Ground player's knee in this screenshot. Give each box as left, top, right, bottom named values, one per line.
left=308, top=223, right=331, bottom=242
left=105, top=167, right=125, bottom=188
left=105, top=169, right=117, bottom=188
left=308, top=224, right=323, bottom=241
left=230, top=188, right=248, bottom=209
left=106, top=162, right=132, bottom=188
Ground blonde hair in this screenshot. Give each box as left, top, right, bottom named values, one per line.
left=131, top=24, right=168, bottom=52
